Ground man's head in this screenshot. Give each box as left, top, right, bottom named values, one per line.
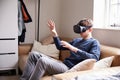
left=73, top=18, right=93, bottom=34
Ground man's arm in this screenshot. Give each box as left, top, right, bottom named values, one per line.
left=76, top=40, right=100, bottom=61
left=53, top=37, right=69, bottom=50
left=48, top=20, right=69, bottom=50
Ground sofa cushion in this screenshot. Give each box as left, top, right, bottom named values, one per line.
left=32, top=40, right=59, bottom=59
left=66, top=59, right=96, bottom=72
left=93, top=56, right=114, bottom=69
left=41, top=76, right=51, bottom=80
left=52, top=66, right=120, bottom=80
left=74, top=67, right=120, bottom=80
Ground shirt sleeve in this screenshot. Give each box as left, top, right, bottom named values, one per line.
left=53, top=37, right=72, bottom=50
left=76, top=40, right=100, bottom=61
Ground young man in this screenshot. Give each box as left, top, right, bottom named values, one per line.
left=20, top=18, right=100, bottom=80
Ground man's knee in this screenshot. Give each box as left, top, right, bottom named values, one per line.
left=37, top=57, right=49, bottom=66
left=29, top=51, right=42, bottom=60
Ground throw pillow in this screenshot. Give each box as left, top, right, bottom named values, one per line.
left=41, top=35, right=54, bottom=45
left=93, top=56, right=114, bottom=69
left=31, top=40, right=59, bottom=59
left=66, top=59, right=96, bottom=72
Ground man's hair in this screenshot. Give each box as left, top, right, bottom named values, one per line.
left=78, top=18, right=93, bottom=27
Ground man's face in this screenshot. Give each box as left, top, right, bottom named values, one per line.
left=80, top=28, right=91, bottom=38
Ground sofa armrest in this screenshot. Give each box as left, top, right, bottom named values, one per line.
left=18, top=44, right=33, bottom=56
left=19, top=55, right=28, bottom=71
left=100, top=45, right=120, bottom=59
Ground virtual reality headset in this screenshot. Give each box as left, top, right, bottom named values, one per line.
left=73, top=25, right=91, bottom=34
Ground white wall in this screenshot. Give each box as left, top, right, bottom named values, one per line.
left=60, top=0, right=94, bottom=38
left=93, top=28, right=120, bottom=48
left=39, top=0, right=61, bottom=41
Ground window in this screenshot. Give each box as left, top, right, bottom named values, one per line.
left=109, top=0, right=120, bottom=27
left=93, top=0, right=120, bottom=28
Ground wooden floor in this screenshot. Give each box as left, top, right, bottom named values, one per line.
left=0, top=75, right=20, bottom=80
left=0, top=69, right=20, bottom=80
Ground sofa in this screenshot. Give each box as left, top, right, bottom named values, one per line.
left=18, top=38, right=120, bottom=80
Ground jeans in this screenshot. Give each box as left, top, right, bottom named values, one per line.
left=20, top=51, right=69, bottom=80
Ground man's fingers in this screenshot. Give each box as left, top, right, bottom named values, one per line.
left=48, top=19, right=55, bottom=27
